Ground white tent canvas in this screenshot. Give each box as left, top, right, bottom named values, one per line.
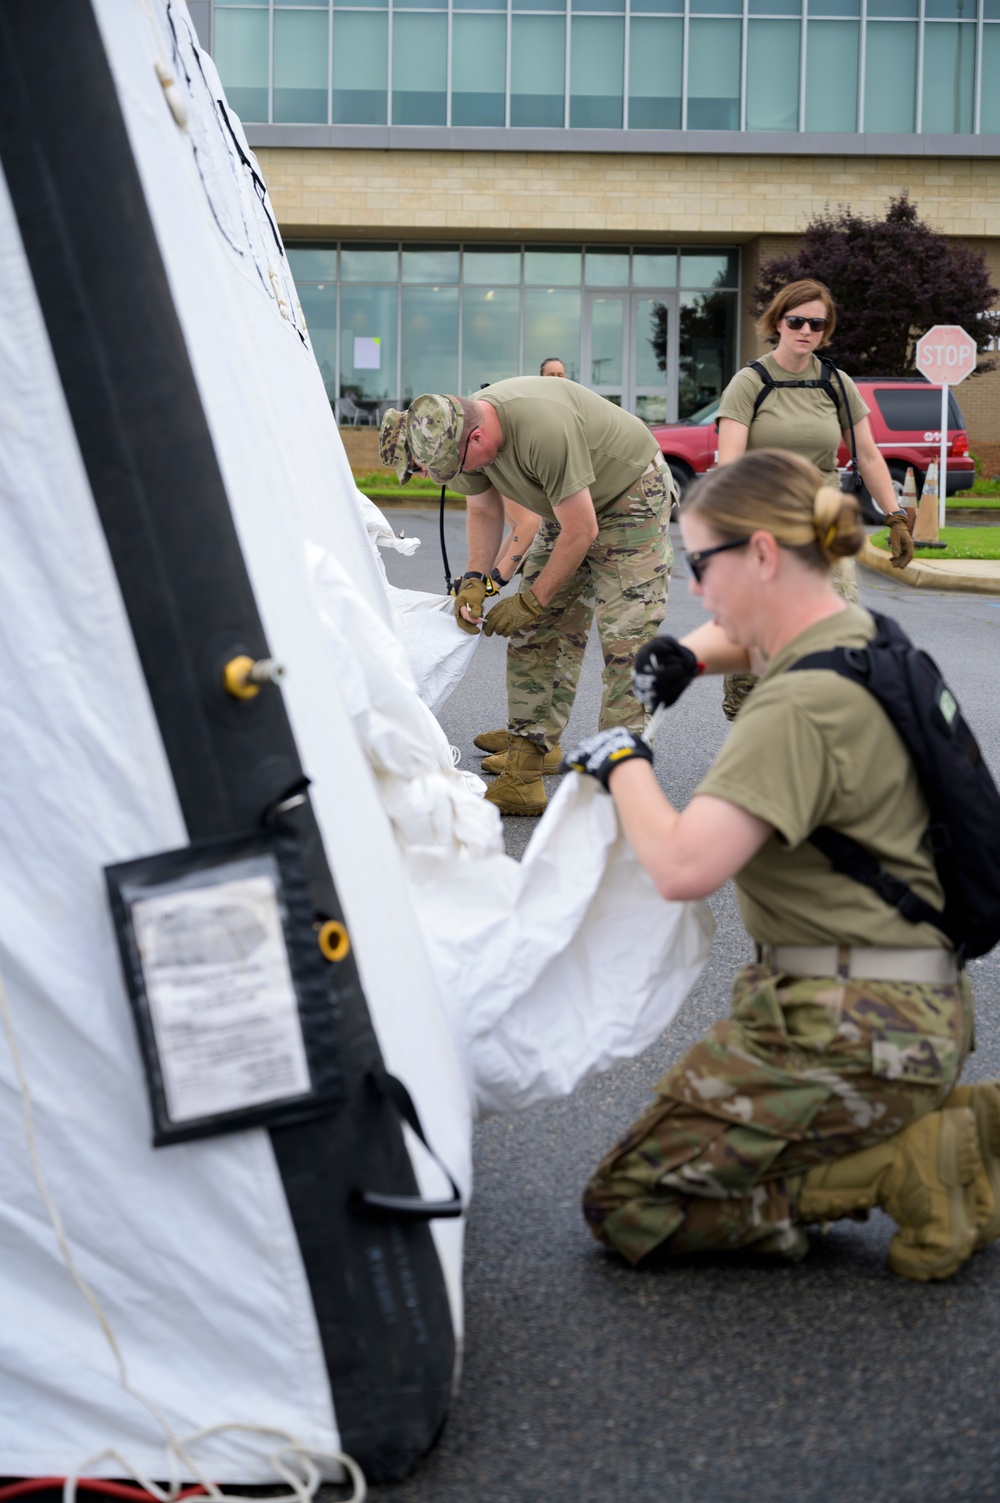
left=0, top=0, right=711, bottom=1486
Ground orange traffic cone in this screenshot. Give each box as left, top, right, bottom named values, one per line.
left=901, top=466, right=917, bottom=534
left=913, top=462, right=946, bottom=549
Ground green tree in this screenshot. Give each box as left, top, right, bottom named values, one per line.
left=751, top=194, right=999, bottom=377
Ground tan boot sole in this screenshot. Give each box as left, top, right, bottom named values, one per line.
left=484, top=781, right=547, bottom=816
left=481, top=745, right=563, bottom=775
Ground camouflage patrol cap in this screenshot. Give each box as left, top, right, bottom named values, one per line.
left=378, top=407, right=412, bottom=484
left=406, top=393, right=466, bottom=484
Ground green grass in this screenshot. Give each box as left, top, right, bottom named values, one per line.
left=355, top=469, right=465, bottom=500
left=949, top=492, right=1000, bottom=508
left=871, top=526, right=1000, bottom=559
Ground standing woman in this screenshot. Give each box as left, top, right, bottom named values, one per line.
left=566, top=450, right=998, bottom=1282
left=716, top=278, right=913, bottom=719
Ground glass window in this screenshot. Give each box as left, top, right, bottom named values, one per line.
left=463, top=287, right=520, bottom=389
left=213, top=10, right=269, bottom=122
left=808, top=0, right=859, bottom=13
left=216, top=0, right=266, bottom=5
left=523, top=289, right=581, bottom=381
left=921, top=24, right=975, bottom=132
left=333, top=13, right=388, bottom=125
left=510, top=16, right=566, bottom=126
left=299, top=284, right=338, bottom=403
left=678, top=290, right=736, bottom=419
left=687, top=20, right=741, bottom=129
left=274, top=10, right=329, bottom=124
left=983, top=28, right=1000, bottom=132
left=629, top=0, right=683, bottom=11
left=392, top=13, right=447, bottom=125
left=402, top=245, right=461, bottom=282
left=689, top=0, right=741, bottom=14
left=341, top=243, right=399, bottom=281
left=454, top=0, right=507, bottom=9
left=452, top=14, right=506, bottom=127
left=985, top=0, right=1000, bottom=16
left=513, top=0, right=566, bottom=9
left=867, top=0, right=916, bottom=15
left=393, top=0, right=446, bottom=9
left=746, top=20, right=800, bottom=130
left=275, top=0, right=326, bottom=6
left=341, top=285, right=399, bottom=404
left=925, top=0, right=972, bottom=13
left=524, top=247, right=582, bottom=285
left=401, top=286, right=459, bottom=401
left=628, top=17, right=682, bottom=129
left=864, top=22, right=917, bottom=130
left=463, top=247, right=522, bottom=284
left=749, top=0, right=801, bottom=12
left=634, top=298, right=668, bottom=390
left=873, top=389, right=963, bottom=430
left=633, top=250, right=677, bottom=285
left=585, top=249, right=630, bottom=286
left=680, top=249, right=738, bottom=287
left=574, top=0, right=625, bottom=10
left=805, top=21, right=859, bottom=130
left=570, top=18, right=625, bottom=128
left=288, top=247, right=339, bottom=280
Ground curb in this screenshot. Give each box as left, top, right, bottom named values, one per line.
left=859, top=540, right=1000, bottom=596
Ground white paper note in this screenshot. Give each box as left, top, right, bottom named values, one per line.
left=132, top=873, right=311, bottom=1123
left=353, top=335, right=381, bottom=370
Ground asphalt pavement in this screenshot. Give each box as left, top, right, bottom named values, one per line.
left=365, top=507, right=1000, bottom=1503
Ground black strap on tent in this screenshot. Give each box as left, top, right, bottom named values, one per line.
left=748, top=356, right=863, bottom=491
left=355, top=1071, right=463, bottom=1219
left=0, top=1, right=455, bottom=1480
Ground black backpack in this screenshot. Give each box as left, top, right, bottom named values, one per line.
left=747, top=356, right=864, bottom=494
left=789, top=612, right=1000, bottom=964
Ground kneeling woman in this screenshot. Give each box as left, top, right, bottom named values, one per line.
left=568, top=449, right=998, bottom=1282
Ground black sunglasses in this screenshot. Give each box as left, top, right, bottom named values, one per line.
left=784, top=314, right=827, bottom=332
left=684, top=536, right=751, bottom=583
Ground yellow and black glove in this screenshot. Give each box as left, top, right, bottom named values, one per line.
left=482, top=586, right=543, bottom=638
left=454, top=572, right=488, bottom=634
left=561, top=726, right=653, bottom=790
left=886, top=512, right=914, bottom=570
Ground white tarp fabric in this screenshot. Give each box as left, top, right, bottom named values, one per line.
left=0, top=0, right=713, bottom=1484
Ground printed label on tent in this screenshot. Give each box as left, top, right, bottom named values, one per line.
left=132, top=873, right=312, bottom=1123
left=353, top=335, right=381, bottom=370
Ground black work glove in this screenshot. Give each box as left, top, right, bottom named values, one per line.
left=632, top=636, right=703, bottom=714
left=561, top=727, right=653, bottom=790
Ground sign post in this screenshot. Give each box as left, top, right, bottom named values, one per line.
left=915, top=325, right=978, bottom=531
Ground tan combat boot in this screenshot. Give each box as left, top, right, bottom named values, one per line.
left=483, top=735, right=548, bottom=816
left=799, top=1107, right=981, bottom=1282
left=481, top=743, right=564, bottom=775
left=943, top=1082, right=1000, bottom=1249
left=474, top=729, right=510, bottom=755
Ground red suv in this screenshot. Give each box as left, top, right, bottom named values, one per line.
left=652, top=377, right=975, bottom=499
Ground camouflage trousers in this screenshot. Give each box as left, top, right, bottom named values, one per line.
left=583, top=961, right=974, bottom=1265
left=721, top=557, right=860, bottom=722
left=507, top=463, right=674, bottom=748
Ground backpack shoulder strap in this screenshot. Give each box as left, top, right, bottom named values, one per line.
left=820, top=355, right=862, bottom=488
left=747, top=359, right=775, bottom=420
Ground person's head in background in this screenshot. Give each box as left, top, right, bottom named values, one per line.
left=540, top=357, right=567, bottom=378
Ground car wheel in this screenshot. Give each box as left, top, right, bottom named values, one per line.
left=888, top=461, right=923, bottom=501
left=667, top=461, right=694, bottom=497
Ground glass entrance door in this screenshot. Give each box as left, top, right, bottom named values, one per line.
left=631, top=293, right=675, bottom=424
left=582, top=292, right=627, bottom=406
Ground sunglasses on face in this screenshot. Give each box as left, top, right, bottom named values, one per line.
left=783, top=315, right=827, bottom=332
left=684, top=536, right=751, bottom=583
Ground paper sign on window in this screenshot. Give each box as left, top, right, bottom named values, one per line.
left=354, top=335, right=381, bottom=370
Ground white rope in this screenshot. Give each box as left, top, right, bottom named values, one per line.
left=0, top=965, right=365, bottom=1503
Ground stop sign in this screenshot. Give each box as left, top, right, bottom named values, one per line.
left=915, top=324, right=978, bottom=385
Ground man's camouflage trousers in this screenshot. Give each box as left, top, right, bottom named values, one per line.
left=583, top=961, right=974, bottom=1265
left=721, top=557, right=861, bottom=722
left=507, top=462, right=674, bottom=749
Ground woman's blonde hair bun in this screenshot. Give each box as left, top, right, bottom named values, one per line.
left=812, top=483, right=865, bottom=564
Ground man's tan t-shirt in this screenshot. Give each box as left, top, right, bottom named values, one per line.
left=450, top=376, right=660, bottom=521
left=696, top=604, right=948, bottom=950
left=717, top=354, right=869, bottom=487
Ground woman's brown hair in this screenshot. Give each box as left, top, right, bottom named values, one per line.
left=755, top=279, right=837, bottom=348
left=682, top=449, right=864, bottom=570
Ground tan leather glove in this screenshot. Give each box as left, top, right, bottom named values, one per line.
left=482, top=587, right=543, bottom=638
left=886, top=512, right=914, bottom=570
left=453, top=574, right=487, bottom=634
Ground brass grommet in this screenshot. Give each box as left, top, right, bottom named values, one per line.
left=317, top=919, right=350, bottom=963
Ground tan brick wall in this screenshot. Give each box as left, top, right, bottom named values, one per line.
left=338, top=426, right=386, bottom=474
left=257, top=148, right=1000, bottom=240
